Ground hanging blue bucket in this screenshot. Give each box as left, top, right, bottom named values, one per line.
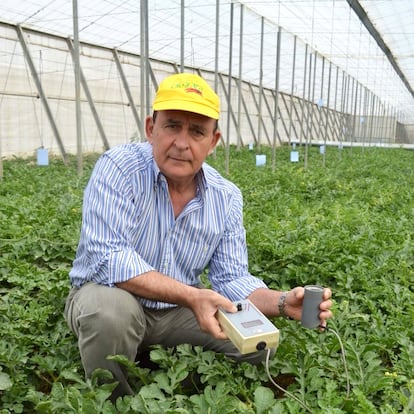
left=37, top=147, right=49, bottom=166
left=256, top=154, right=266, bottom=166
left=290, top=151, right=299, bottom=162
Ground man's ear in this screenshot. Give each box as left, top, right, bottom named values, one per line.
left=145, top=115, right=154, bottom=143
left=209, top=129, right=221, bottom=154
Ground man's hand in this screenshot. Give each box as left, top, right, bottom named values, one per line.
left=188, top=289, right=237, bottom=340
left=283, top=287, right=333, bottom=327
left=248, top=286, right=333, bottom=327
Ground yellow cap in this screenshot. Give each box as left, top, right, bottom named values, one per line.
left=153, top=73, right=220, bottom=120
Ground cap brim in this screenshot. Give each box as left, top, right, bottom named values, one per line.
left=153, top=100, right=219, bottom=120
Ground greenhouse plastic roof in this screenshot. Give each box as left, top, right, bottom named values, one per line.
left=1, top=0, right=413, bottom=122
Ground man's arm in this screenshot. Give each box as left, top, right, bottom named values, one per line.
left=116, top=272, right=237, bottom=339
left=71, top=150, right=158, bottom=288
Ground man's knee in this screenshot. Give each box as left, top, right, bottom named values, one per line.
left=66, top=283, right=146, bottom=341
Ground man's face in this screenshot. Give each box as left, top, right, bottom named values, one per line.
left=146, top=110, right=221, bottom=184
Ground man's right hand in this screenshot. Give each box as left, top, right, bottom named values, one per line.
left=188, top=288, right=237, bottom=340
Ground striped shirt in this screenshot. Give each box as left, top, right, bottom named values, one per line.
left=69, top=142, right=267, bottom=309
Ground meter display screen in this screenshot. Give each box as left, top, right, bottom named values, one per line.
left=241, top=319, right=264, bottom=329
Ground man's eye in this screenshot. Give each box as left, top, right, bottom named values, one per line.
left=191, top=128, right=205, bottom=138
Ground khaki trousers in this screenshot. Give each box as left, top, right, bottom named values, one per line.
left=64, top=282, right=267, bottom=399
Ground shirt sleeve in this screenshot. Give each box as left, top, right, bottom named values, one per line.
left=70, top=152, right=154, bottom=287
left=207, top=186, right=268, bottom=300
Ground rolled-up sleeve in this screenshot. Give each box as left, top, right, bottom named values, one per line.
left=208, top=186, right=268, bottom=300
left=70, top=152, right=154, bottom=287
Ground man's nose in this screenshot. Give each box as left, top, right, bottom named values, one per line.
left=174, top=128, right=190, bottom=149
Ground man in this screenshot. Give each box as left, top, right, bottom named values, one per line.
left=65, top=72, right=332, bottom=399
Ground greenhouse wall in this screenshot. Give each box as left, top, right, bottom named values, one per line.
left=1, top=22, right=412, bottom=161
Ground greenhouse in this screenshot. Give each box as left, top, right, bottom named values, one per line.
left=1, top=1, right=413, bottom=413
left=1, top=0, right=414, bottom=163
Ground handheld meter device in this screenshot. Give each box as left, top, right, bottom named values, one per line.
left=218, top=299, right=279, bottom=354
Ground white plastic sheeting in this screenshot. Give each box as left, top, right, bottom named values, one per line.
left=0, top=0, right=413, bottom=160
left=1, top=0, right=412, bottom=121
left=244, top=0, right=414, bottom=122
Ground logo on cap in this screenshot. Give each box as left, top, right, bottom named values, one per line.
left=185, top=87, right=202, bottom=96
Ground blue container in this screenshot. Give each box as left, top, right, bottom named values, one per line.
left=37, top=148, right=49, bottom=166
left=255, top=154, right=266, bottom=166
left=290, top=151, right=299, bottom=162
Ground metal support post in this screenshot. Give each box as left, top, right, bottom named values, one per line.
left=67, top=38, right=110, bottom=150
left=113, top=49, right=142, bottom=135
left=16, top=25, right=68, bottom=164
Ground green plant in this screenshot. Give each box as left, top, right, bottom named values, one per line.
left=1, top=147, right=413, bottom=412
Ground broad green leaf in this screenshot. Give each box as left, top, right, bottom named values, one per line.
left=254, top=386, right=276, bottom=413
left=0, top=371, right=12, bottom=390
